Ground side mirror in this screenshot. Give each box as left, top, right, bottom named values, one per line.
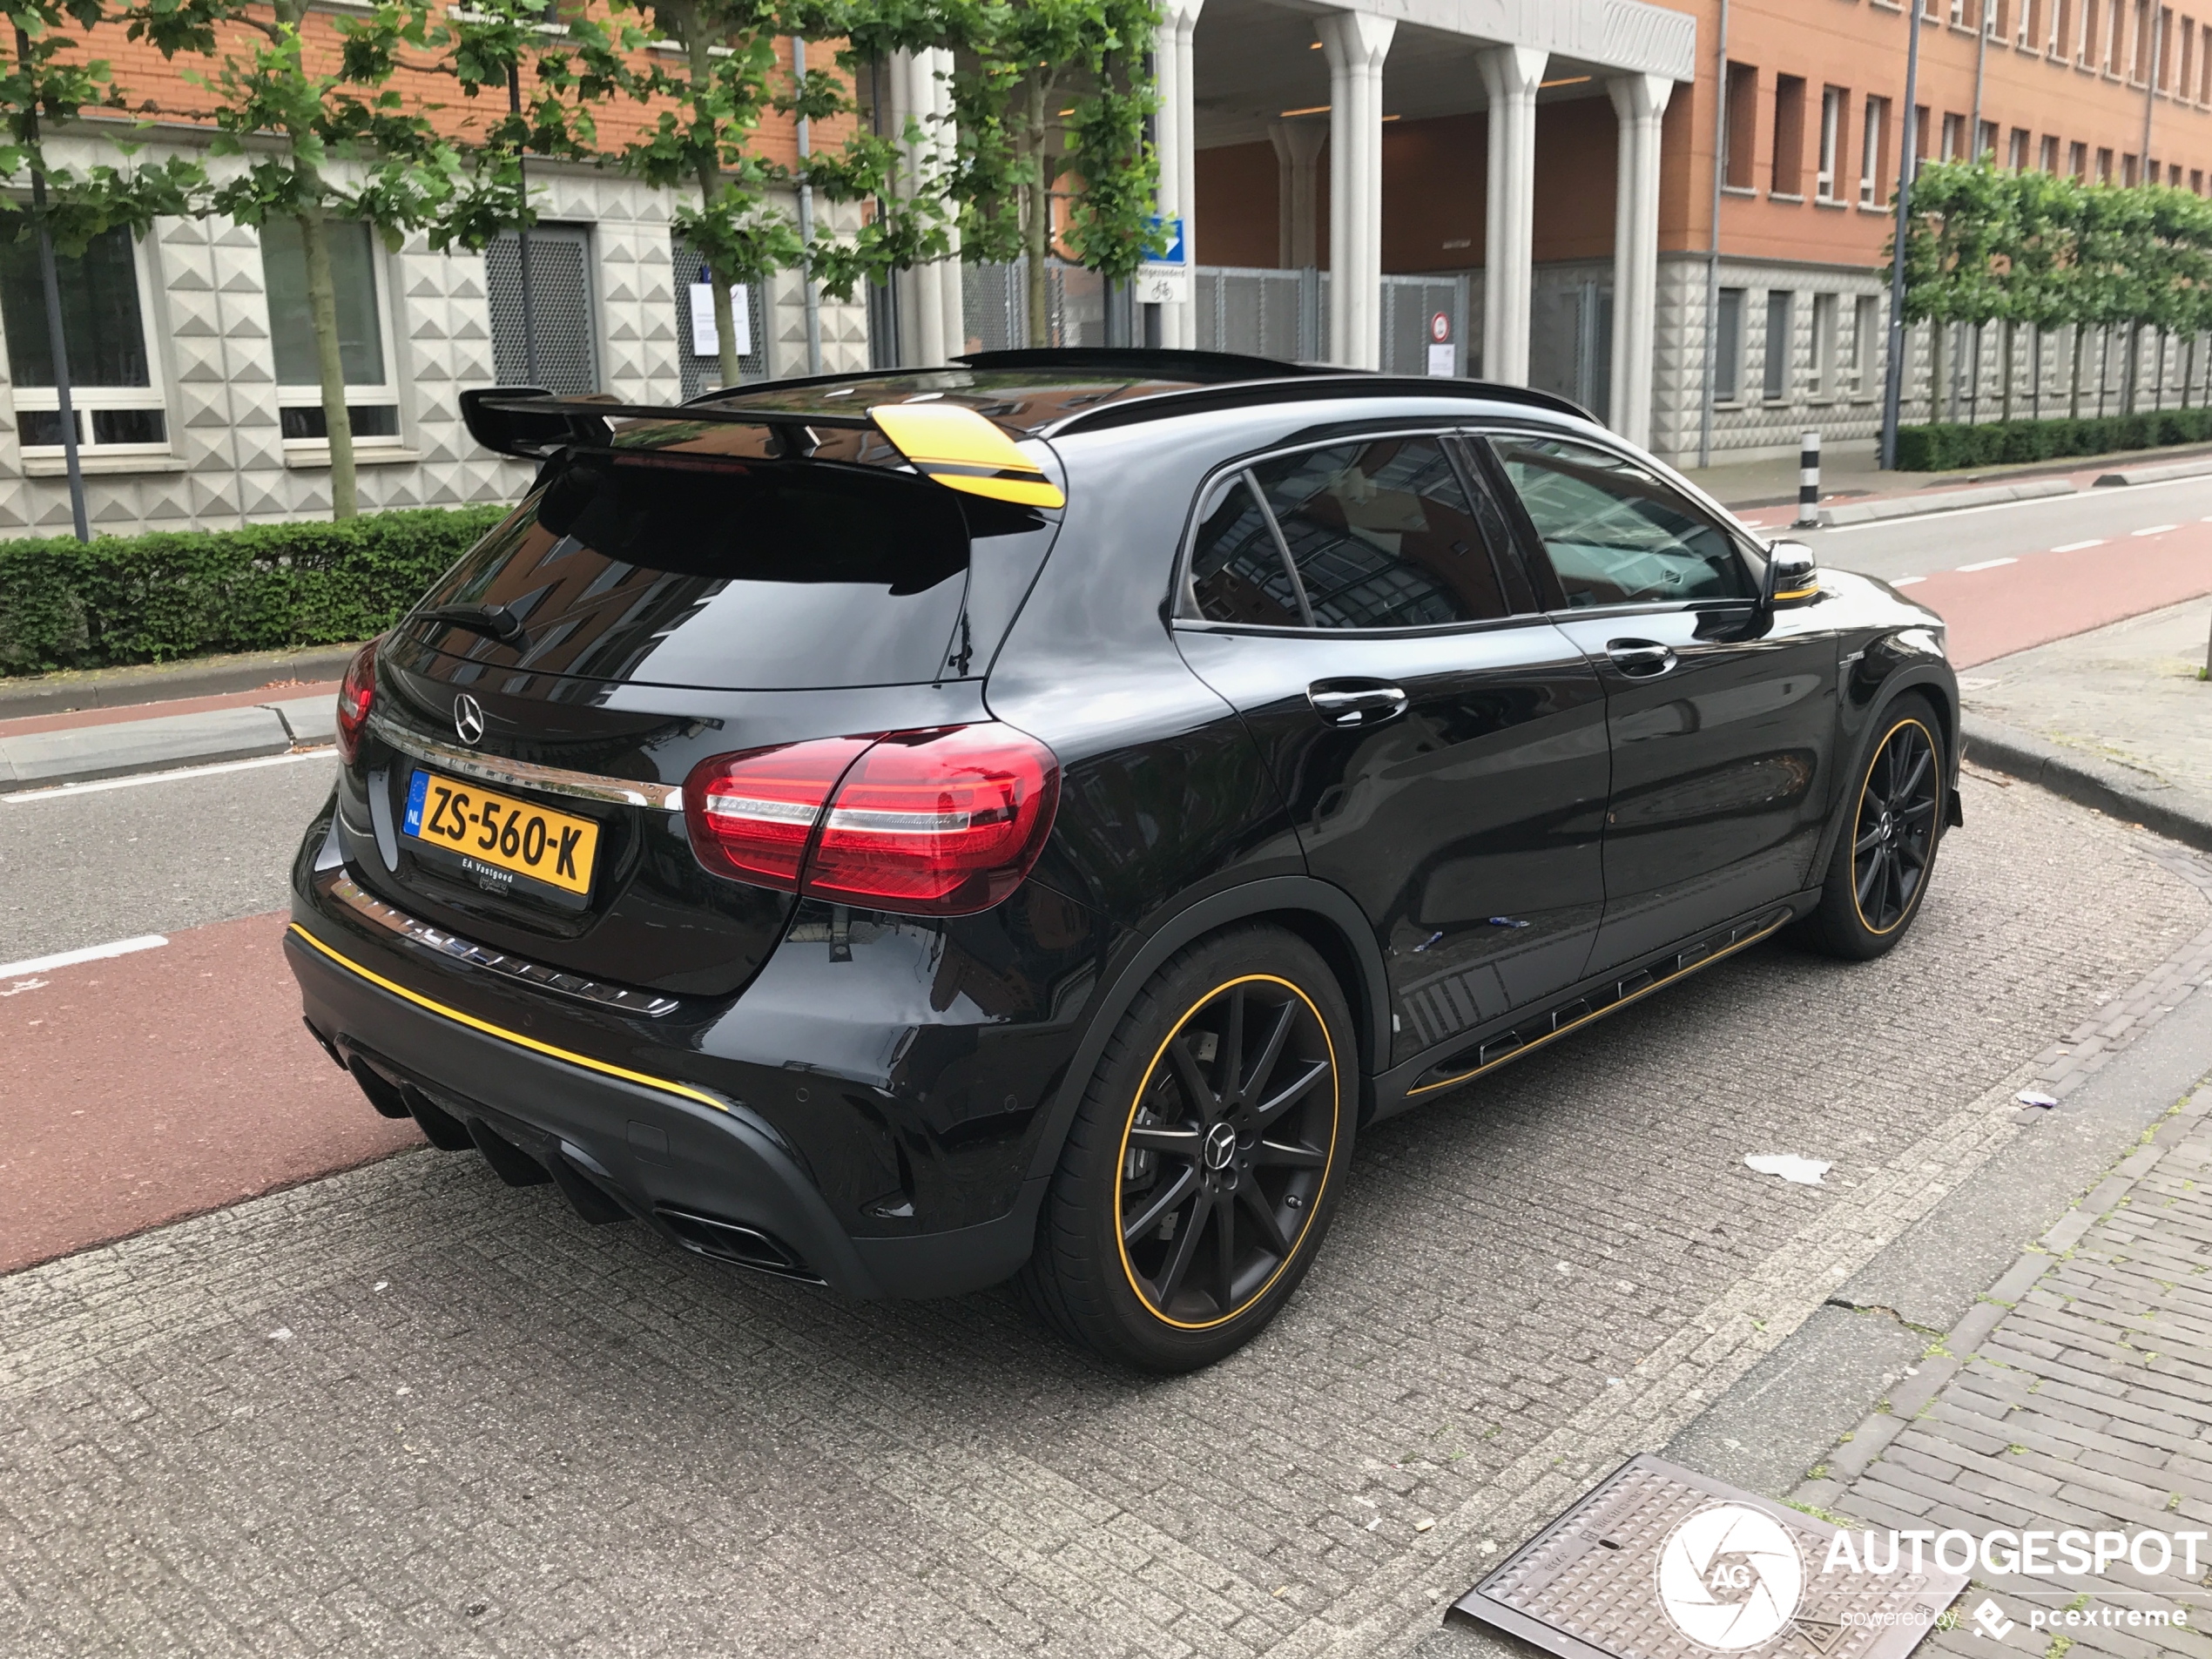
left=1764, top=540, right=1820, bottom=608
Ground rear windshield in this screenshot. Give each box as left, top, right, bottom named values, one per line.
left=404, top=454, right=979, bottom=690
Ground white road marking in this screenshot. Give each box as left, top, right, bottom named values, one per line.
left=0, top=934, right=168, bottom=981
left=2051, top=539, right=2107, bottom=551
left=1, top=747, right=332, bottom=804
left=1892, top=576, right=1926, bottom=586
left=2132, top=523, right=2178, bottom=536
left=1954, top=556, right=2019, bottom=572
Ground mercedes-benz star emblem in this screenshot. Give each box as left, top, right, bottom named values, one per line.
left=453, top=693, right=487, bottom=745
left=1204, top=1123, right=1238, bottom=1172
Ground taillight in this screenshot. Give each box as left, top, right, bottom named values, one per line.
left=684, top=738, right=876, bottom=889
left=809, top=725, right=1061, bottom=914
left=682, top=724, right=1060, bottom=916
left=334, top=637, right=378, bottom=765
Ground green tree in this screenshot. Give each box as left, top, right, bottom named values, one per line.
left=943, top=0, right=1162, bottom=343
left=126, top=0, right=468, bottom=518
left=2003, top=168, right=2080, bottom=422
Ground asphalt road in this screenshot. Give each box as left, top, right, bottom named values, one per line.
left=1811, top=473, right=2212, bottom=583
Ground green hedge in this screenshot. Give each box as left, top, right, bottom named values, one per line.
left=1894, top=408, right=2212, bottom=470
left=0, top=504, right=511, bottom=676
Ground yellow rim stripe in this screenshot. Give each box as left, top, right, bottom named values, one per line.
left=1405, top=915, right=1788, bottom=1098
left=1851, top=716, right=1938, bottom=938
left=1115, top=973, right=1339, bottom=1332
left=287, top=923, right=728, bottom=1115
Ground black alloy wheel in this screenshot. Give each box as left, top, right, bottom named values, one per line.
left=1116, top=974, right=1336, bottom=1327
left=1851, top=716, right=1939, bottom=934
left=1022, top=926, right=1357, bottom=1372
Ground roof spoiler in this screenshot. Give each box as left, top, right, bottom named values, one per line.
left=458, top=388, right=1065, bottom=509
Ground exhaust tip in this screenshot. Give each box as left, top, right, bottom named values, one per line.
left=656, top=1206, right=822, bottom=1283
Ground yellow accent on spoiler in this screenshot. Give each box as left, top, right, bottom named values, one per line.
left=868, top=401, right=1067, bottom=509
left=287, top=923, right=729, bottom=1115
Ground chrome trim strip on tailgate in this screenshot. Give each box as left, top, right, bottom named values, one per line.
left=327, top=873, right=682, bottom=1017
left=367, top=711, right=685, bottom=811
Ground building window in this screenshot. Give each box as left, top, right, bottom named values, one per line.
left=1716, top=288, right=1745, bottom=401
left=1940, top=111, right=1966, bottom=160
left=2040, top=133, right=2061, bottom=171
left=486, top=224, right=598, bottom=395
left=1855, top=295, right=1881, bottom=394
left=1810, top=293, right=1839, bottom=399
left=1977, top=119, right=1998, bottom=159
left=1771, top=75, right=1807, bottom=196
left=2009, top=127, right=2032, bottom=169
left=1860, top=96, right=1891, bottom=205
left=2069, top=140, right=2087, bottom=178
left=2019, top=0, right=2035, bottom=47
left=0, top=226, right=169, bottom=455
left=1950, top=0, right=1966, bottom=23
left=2202, top=32, right=2212, bottom=98
left=2096, top=146, right=2114, bottom=182
left=1817, top=87, right=1846, bottom=200
left=1764, top=291, right=1793, bottom=401
left=2121, top=151, right=2137, bottom=185
left=1913, top=104, right=1932, bottom=175
left=2182, top=18, right=2195, bottom=99
left=1723, top=62, right=1759, bottom=189
left=261, top=218, right=400, bottom=446
left=2081, top=0, right=2100, bottom=61
left=2050, top=0, right=2070, bottom=55
left=2195, top=168, right=2205, bottom=193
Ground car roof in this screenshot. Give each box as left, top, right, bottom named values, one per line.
left=680, top=349, right=1595, bottom=441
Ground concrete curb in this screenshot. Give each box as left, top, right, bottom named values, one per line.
left=1817, top=476, right=2075, bottom=528
left=2093, top=455, right=2212, bottom=486
left=0, top=694, right=334, bottom=792
left=1962, top=711, right=2212, bottom=857
left=0, top=644, right=361, bottom=718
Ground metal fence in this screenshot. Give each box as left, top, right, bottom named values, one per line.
left=1190, top=266, right=1468, bottom=374
left=486, top=225, right=599, bottom=393
left=962, top=261, right=1128, bottom=353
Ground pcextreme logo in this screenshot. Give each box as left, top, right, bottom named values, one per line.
left=1656, top=1505, right=1806, bottom=1651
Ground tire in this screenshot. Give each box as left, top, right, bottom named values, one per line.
left=1020, top=925, right=1359, bottom=1372
left=1795, top=693, right=1948, bottom=961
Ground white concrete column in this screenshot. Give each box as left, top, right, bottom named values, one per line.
left=1317, top=10, right=1393, bottom=370
left=1269, top=118, right=1325, bottom=269
left=1154, top=0, right=1204, bottom=347
left=1607, top=72, right=1671, bottom=447
left=1477, top=44, right=1545, bottom=386
left=927, top=48, right=964, bottom=358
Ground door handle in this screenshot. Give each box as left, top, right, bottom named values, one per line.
left=1307, top=681, right=1409, bottom=726
left=1605, top=639, right=1678, bottom=678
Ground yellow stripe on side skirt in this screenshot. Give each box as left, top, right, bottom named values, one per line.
left=287, top=923, right=727, bottom=1115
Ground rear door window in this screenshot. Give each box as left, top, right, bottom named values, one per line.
left=405, top=455, right=981, bottom=690
left=1487, top=435, right=1755, bottom=609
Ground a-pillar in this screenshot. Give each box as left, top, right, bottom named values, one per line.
left=1269, top=119, right=1325, bottom=270
left=1156, top=0, right=1204, bottom=348
left=1477, top=44, right=1545, bottom=385
left=1317, top=10, right=1393, bottom=370
left=1607, top=73, right=1671, bottom=447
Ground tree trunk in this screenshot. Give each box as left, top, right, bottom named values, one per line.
left=2096, top=328, right=2108, bottom=418
left=2187, top=336, right=2197, bottom=409
left=2121, top=320, right=2139, bottom=414
left=2069, top=325, right=2084, bottom=419
left=1024, top=78, right=1050, bottom=345
left=1930, top=320, right=1948, bottom=424
left=2001, top=318, right=2014, bottom=424
left=296, top=204, right=357, bottom=521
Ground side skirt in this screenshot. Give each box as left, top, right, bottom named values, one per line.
left=1366, top=890, right=1819, bottom=1121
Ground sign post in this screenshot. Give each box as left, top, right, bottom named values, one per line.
left=1426, top=311, right=1453, bottom=377
left=1136, top=217, right=1188, bottom=307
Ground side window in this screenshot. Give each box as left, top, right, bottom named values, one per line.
left=1187, top=475, right=1307, bottom=626
left=1247, top=437, right=1512, bottom=629
left=1488, top=435, right=1756, bottom=608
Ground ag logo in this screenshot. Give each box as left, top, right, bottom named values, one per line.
left=1656, top=1504, right=1805, bottom=1650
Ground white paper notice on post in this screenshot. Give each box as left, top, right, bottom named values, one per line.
left=689, top=283, right=752, bottom=357
left=1426, top=343, right=1454, bottom=377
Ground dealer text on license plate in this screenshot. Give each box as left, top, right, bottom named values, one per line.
left=402, top=770, right=599, bottom=895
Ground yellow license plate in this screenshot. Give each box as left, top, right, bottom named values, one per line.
left=402, top=769, right=600, bottom=895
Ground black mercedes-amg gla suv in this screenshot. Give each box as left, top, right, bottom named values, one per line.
left=287, top=348, right=1960, bottom=1371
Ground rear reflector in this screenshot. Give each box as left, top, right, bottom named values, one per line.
left=682, top=723, right=1059, bottom=916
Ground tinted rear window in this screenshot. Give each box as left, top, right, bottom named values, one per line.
left=406, top=455, right=977, bottom=690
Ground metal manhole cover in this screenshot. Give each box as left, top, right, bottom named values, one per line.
left=1452, top=1455, right=1966, bottom=1659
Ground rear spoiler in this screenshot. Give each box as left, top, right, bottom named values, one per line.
left=459, top=388, right=1065, bottom=510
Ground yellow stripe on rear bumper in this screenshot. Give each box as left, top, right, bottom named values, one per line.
left=287, top=922, right=728, bottom=1115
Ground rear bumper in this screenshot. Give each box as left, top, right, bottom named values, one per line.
left=286, top=924, right=1035, bottom=1299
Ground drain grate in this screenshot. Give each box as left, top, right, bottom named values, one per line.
left=1452, top=1455, right=1966, bottom=1659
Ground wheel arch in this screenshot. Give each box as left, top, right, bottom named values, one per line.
left=1812, top=664, right=1958, bottom=880
left=1019, top=876, right=1389, bottom=1197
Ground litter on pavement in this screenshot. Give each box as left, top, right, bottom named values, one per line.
left=1743, top=1153, right=1832, bottom=1185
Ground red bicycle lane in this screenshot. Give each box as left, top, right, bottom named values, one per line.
left=0, top=913, right=421, bottom=1274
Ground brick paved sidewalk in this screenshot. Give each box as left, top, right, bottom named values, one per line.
left=1797, top=1089, right=2212, bottom=1659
